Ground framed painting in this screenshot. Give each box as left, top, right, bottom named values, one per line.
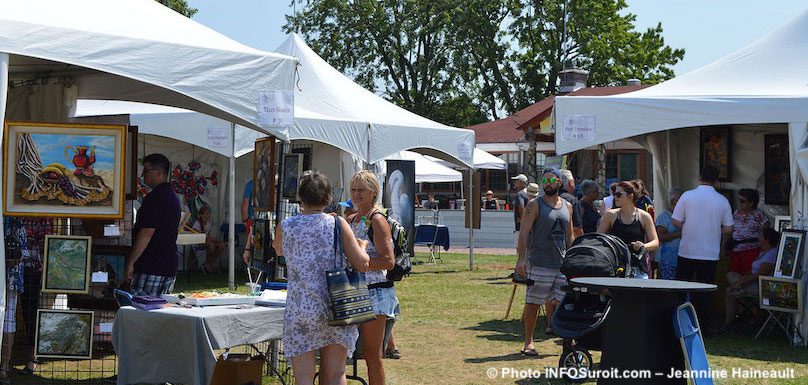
left=699, top=126, right=732, bottom=182
left=42, top=235, right=92, bottom=294
left=774, top=229, right=805, bottom=279
left=35, top=309, right=94, bottom=359
left=3, top=122, right=126, bottom=219
left=759, top=276, right=802, bottom=314
left=717, top=189, right=735, bottom=211
left=764, top=134, right=791, bottom=205
left=281, top=153, right=303, bottom=200
left=774, top=215, right=792, bottom=232
left=253, top=138, right=276, bottom=212
left=252, top=218, right=267, bottom=263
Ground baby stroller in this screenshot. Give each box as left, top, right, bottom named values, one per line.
left=552, top=233, right=639, bottom=383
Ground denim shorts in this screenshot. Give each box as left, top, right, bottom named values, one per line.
left=368, top=286, right=398, bottom=318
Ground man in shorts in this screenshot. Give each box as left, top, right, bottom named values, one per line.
left=515, top=168, right=574, bottom=356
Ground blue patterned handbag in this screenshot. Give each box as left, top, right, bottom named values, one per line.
left=326, top=217, right=376, bottom=326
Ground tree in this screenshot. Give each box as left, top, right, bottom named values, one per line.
left=287, top=0, right=684, bottom=125
left=155, top=0, right=197, bottom=18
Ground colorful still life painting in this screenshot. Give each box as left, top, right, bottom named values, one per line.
left=3, top=122, right=126, bottom=218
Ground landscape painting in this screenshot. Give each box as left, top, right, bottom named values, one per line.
left=35, top=310, right=94, bottom=359
left=759, top=276, right=802, bottom=314
left=43, top=235, right=92, bottom=294
left=3, top=122, right=126, bottom=218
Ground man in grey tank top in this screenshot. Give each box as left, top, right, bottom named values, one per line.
left=515, top=168, right=574, bottom=356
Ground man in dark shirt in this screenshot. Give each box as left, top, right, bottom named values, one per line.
left=559, top=169, right=583, bottom=237
left=125, top=153, right=181, bottom=296
left=510, top=174, right=530, bottom=247
left=579, top=179, right=601, bottom=233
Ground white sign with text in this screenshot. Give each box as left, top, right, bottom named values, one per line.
left=561, top=115, right=596, bottom=141
left=258, top=90, right=294, bottom=127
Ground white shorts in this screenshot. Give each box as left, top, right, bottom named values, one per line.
left=525, top=267, right=566, bottom=305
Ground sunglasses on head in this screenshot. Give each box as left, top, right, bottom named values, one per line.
left=541, top=177, right=558, bottom=184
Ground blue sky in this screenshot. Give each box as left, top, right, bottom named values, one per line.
left=187, top=0, right=806, bottom=76
left=32, top=134, right=115, bottom=171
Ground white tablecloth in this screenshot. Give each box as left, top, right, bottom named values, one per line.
left=113, top=305, right=283, bottom=385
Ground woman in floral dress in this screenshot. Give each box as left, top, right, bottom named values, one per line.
left=274, top=171, right=370, bottom=385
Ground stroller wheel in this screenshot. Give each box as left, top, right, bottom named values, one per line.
left=558, top=347, right=592, bottom=383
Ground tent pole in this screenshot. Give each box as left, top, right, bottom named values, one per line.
left=0, top=53, right=9, bottom=345
left=468, top=168, right=474, bottom=271
left=228, top=122, right=236, bottom=290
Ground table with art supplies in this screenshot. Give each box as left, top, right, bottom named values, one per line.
left=112, top=290, right=286, bottom=385
left=569, top=277, right=716, bottom=385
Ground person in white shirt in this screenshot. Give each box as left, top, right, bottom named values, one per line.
left=672, top=166, right=734, bottom=328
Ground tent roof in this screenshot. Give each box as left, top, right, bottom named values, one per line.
left=278, top=33, right=475, bottom=166
left=385, top=151, right=462, bottom=183
left=1, top=0, right=297, bottom=137
left=553, top=9, right=808, bottom=155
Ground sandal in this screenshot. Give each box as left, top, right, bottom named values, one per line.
left=384, top=349, right=401, bottom=359
left=21, top=360, right=39, bottom=375
left=520, top=347, right=539, bottom=356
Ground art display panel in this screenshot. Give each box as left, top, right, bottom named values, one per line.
left=253, top=138, right=276, bottom=212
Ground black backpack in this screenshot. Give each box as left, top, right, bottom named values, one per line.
left=560, top=233, right=631, bottom=279
left=367, top=209, right=411, bottom=281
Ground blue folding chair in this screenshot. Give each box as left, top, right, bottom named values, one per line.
left=673, top=302, right=713, bottom=385
left=114, top=289, right=134, bottom=307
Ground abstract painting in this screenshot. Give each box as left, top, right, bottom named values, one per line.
left=252, top=218, right=267, bottom=263
left=759, top=276, right=802, bottom=314
left=35, top=309, right=94, bottom=359
left=774, top=229, right=804, bottom=279
left=282, top=153, right=303, bottom=200
left=699, top=125, right=732, bottom=182
left=253, top=138, right=276, bottom=212
left=42, top=235, right=92, bottom=294
left=764, top=134, right=791, bottom=205
left=3, top=122, right=126, bottom=218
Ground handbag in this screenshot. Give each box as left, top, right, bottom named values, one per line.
left=326, top=216, right=377, bottom=326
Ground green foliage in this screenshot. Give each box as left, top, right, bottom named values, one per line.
left=287, top=0, right=684, bottom=125
left=155, top=0, right=197, bottom=18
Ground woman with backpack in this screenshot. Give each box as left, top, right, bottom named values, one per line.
left=348, top=170, right=397, bottom=385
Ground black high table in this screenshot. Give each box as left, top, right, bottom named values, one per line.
left=569, top=278, right=716, bottom=385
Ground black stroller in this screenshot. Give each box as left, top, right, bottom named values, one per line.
left=551, top=233, right=640, bottom=383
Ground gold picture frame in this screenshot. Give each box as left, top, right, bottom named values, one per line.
left=42, top=235, right=93, bottom=294
left=253, top=138, right=276, bottom=212
left=35, top=309, right=94, bottom=359
left=3, top=121, right=127, bottom=219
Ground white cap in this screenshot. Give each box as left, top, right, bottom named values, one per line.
left=511, top=174, right=528, bottom=183
left=526, top=183, right=540, bottom=198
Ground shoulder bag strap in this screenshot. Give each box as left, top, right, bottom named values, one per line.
left=334, top=216, right=344, bottom=269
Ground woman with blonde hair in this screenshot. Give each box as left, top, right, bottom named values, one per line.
left=274, top=171, right=371, bottom=385
left=348, top=170, right=396, bottom=385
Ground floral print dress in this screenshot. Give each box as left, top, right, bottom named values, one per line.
left=281, top=213, right=358, bottom=358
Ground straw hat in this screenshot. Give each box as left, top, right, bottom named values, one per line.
left=526, top=183, right=539, bottom=198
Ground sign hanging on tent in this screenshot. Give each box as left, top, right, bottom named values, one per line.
left=207, top=127, right=229, bottom=148
left=258, top=90, right=294, bottom=127
left=561, top=115, right=596, bottom=141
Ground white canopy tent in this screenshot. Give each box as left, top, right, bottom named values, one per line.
left=384, top=151, right=462, bottom=183
left=0, top=0, right=298, bottom=339
left=553, top=9, right=808, bottom=345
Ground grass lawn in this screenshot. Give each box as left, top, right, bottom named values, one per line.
left=13, top=252, right=808, bottom=384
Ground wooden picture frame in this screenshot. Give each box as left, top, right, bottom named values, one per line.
left=759, top=276, right=802, bottom=314
left=253, top=138, right=277, bottom=212
left=764, top=134, right=791, bottom=205
left=699, top=126, right=732, bottom=182
left=3, top=121, right=127, bottom=219
left=774, top=215, right=792, bottom=233
left=35, top=309, right=94, bottom=359
left=281, top=153, right=303, bottom=200
left=42, top=235, right=93, bottom=294
left=774, top=229, right=805, bottom=279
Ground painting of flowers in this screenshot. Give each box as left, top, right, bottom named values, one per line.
left=35, top=310, right=94, bottom=359
left=3, top=122, right=126, bottom=218
left=137, top=160, right=219, bottom=226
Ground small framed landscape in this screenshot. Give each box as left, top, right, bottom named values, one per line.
left=35, top=309, right=94, bottom=359
left=774, top=215, right=792, bottom=233
left=759, top=276, right=802, bottom=314
left=774, top=229, right=805, bottom=279
left=42, top=235, right=92, bottom=294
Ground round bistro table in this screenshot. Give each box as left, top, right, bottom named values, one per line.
left=569, top=277, right=716, bottom=385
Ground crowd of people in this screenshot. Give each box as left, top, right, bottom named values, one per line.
left=512, top=165, right=784, bottom=356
